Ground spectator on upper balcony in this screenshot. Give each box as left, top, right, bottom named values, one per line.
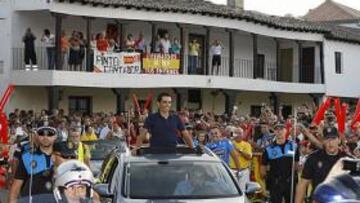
left=89, top=34, right=97, bottom=72
left=160, top=33, right=171, bottom=54
left=170, top=37, right=181, bottom=55
left=96, top=32, right=108, bottom=52
left=152, top=34, right=162, bottom=53
left=188, top=39, right=200, bottom=75
left=135, top=32, right=146, bottom=53
left=125, top=34, right=136, bottom=51
left=210, top=40, right=223, bottom=75
left=41, top=29, right=55, bottom=70
left=68, top=31, right=82, bottom=71
left=78, top=32, right=86, bottom=70
left=22, top=28, right=38, bottom=71
left=108, top=39, right=119, bottom=53
left=60, top=31, right=69, bottom=70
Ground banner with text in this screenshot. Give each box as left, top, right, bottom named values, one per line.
left=93, top=51, right=141, bottom=74
left=142, top=53, right=180, bottom=74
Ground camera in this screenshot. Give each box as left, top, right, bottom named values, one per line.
left=343, top=158, right=360, bottom=176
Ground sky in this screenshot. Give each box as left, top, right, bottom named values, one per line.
left=209, top=0, right=360, bottom=17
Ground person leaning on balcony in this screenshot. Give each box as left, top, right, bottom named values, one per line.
left=68, top=31, right=82, bottom=71
left=41, top=29, right=55, bottom=70
left=22, top=28, right=38, bottom=71
left=135, top=32, right=146, bottom=53
left=125, top=34, right=136, bottom=51
left=160, top=33, right=171, bottom=54
left=170, top=37, right=181, bottom=55
left=210, top=40, right=223, bottom=75
left=96, top=32, right=108, bottom=52
left=60, top=31, right=69, bottom=70
left=188, top=39, right=200, bottom=75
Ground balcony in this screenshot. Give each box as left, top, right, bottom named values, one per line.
left=11, top=47, right=325, bottom=94
left=13, top=47, right=277, bottom=79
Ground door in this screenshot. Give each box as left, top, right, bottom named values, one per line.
left=301, top=47, right=315, bottom=83
left=281, top=105, right=292, bottom=120
left=280, top=49, right=293, bottom=82
left=250, top=105, right=262, bottom=117
left=255, top=54, right=265, bottom=79
left=69, top=96, right=92, bottom=115
left=188, top=34, right=205, bottom=74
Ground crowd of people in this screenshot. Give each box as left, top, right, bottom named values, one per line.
left=1, top=93, right=359, bottom=202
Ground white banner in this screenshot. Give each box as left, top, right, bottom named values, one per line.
left=93, top=51, right=141, bottom=74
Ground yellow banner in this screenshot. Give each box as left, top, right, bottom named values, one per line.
left=143, top=53, right=180, bottom=74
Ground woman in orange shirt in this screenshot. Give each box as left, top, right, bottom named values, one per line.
left=60, top=31, right=69, bottom=69
left=96, top=32, right=108, bottom=52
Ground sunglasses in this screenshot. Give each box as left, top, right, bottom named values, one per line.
left=37, top=130, right=56, bottom=137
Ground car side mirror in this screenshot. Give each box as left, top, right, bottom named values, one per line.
left=245, top=181, right=261, bottom=195
left=94, top=183, right=114, bottom=198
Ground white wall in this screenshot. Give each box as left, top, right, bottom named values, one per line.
left=7, top=86, right=48, bottom=114
left=12, top=0, right=49, bottom=11
left=323, top=40, right=360, bottom=98
left=0, top=0, right=13, bottom=113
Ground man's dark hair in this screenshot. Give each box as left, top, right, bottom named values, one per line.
left=157, top=92, right=171, bottom=102
left=44, top=29, right=50, bottom=35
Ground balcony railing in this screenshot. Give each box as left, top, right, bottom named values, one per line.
left=12, top=47, right=310, bottom=83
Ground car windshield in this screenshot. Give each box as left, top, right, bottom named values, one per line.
left=122, top=161, right=241, bottom=199
left=83, top=139, right=126, bottom=160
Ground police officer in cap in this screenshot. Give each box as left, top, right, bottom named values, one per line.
left=295, top=126, right=347, bottom=203
left=261, top=122, right=299, bottom=203
left=8, top=122, right=57, bottom=203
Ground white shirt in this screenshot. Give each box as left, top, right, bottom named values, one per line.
left=41, top=34, right=55, bottom=48
left=211, top=44, right=222, bottom=55
left=160, top=39, right=171, bottom=54
left=99, top=126, right=110, bottom=140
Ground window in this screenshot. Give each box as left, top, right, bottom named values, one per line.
left=69, top=96, right=92, bottom=115
left=250, top=105, right=262, bottom=117
left=188, top=89, right=201, bottom=103
left=335, top=52, right=342, bottom=74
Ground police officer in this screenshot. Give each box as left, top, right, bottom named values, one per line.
left=261, top=122, right=299, bottom=203
left=295, top=126, right=347, bottom=203
left=8, top=123, right=57, bottom=203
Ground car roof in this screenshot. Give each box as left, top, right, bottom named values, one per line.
left=127, top=153, right=221, bottom=163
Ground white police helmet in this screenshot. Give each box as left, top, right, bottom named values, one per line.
left=54, top=160, right=94, bottom=188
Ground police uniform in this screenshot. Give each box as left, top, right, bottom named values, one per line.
left=14, top=147, right=54, bottom=197
left=14, top=124, right=56, bottom=197
left=262, top=139, right=299, bottom=203
left=300, top=127, right=347, bottom=201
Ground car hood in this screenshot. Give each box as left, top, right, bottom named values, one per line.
left=123, top=196, right=245, bottom=203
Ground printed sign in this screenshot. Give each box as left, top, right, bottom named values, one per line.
left=142, top=53, right=179, bottom=74
left=93, top=51, right=141, bottom=74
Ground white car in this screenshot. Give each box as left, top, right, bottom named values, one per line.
left=95, top=146, right=260, bottom=203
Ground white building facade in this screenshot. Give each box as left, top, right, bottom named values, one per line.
left=0, top=0, right=359, bottom=116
